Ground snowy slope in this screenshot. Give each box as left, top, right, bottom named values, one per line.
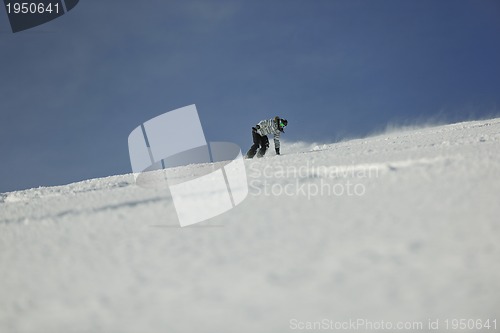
left=1, top=118, right=500, bottom=332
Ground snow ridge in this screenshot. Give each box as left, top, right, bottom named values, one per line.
left=1, top=118, right=500, bottom=333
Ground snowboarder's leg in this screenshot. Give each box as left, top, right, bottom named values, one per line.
left=257, top=135, right=269, bottom=157
left=246, top=145, right=258, bottom=158
left=246, top=128, right=261, bottom=158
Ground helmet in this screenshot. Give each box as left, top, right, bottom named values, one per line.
left=275, top=116, right=288, bottom=132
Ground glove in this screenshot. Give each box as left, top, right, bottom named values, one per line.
left=275, top=148, right=280, bottom=155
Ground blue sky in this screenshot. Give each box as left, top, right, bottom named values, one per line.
left=1, top=0, right=499, bottom=192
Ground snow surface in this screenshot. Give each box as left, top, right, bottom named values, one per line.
left=1, top=118, right=500, bottom=332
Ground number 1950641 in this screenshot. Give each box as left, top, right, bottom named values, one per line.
left=6, top=2, right=60, bottom=14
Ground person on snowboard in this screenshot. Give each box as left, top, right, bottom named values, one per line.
left=246, top=116, right=288, bottom=158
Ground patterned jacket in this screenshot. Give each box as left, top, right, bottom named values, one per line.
left=255, top=118, right=281, bottom=149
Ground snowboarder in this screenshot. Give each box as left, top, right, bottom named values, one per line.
left=246, top=116, right=288, bottom=158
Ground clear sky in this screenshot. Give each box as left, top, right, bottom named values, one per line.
left=1, top=0, right=499, bottom=193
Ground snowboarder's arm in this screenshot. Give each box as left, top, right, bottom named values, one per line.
left=273, top=133, right=280, bottom=155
